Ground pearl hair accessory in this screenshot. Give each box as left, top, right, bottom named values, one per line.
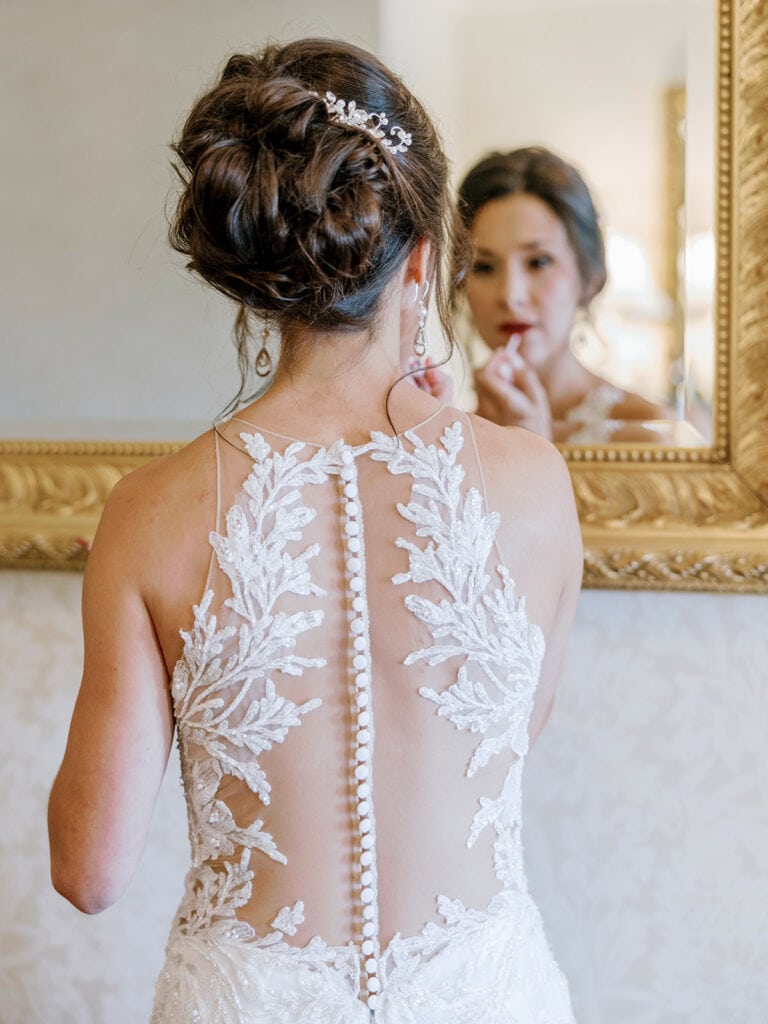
left=314, top=90, right=412, bottom=154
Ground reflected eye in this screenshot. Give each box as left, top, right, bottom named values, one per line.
left=528, top=254, right=553, bottom=270
left=471, top=260, right=495, bottom=275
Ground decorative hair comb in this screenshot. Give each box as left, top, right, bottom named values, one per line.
left=314, top=91, right=412, bottom=154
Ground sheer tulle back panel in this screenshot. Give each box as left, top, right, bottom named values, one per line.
left=177, top=408, right=527, bottom=950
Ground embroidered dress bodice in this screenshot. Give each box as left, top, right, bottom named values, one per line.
left=151, top=407, right=574, bottom=1024
left=563, top=382, right=623, bottom=444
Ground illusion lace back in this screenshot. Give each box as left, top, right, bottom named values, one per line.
left=151, top=408, right=575, bottom=1024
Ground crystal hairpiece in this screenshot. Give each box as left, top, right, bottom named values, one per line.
left=314, top=91, right=412, bottom=154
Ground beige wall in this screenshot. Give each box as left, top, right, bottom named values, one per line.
left=2, top=0, right=378, bottom=432
left=526, top=588, right=768, bottom=1022
left=2, top=573, right=766, bottom=1023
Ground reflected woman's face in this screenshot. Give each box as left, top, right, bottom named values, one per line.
left=466, top=193, right=583, bottom=372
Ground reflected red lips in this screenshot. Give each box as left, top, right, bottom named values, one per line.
left=498, top=322, right=533, bottom=336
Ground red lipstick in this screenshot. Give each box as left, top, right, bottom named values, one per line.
left=498, top=322, right=532, bottom=335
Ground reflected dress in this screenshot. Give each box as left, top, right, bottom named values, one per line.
left=150, top=406, right=575, bottom=1023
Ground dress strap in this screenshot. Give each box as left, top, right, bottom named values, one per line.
left=202, top=428, right=223, bottom=594
left=463, top=412, right=508, bottom=570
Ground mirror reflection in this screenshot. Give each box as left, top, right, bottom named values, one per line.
left=441, top=0, right=715, bottom=445
left=454, top=146, right=671, bottom=444
left=2, top=0, right=715, bottom=448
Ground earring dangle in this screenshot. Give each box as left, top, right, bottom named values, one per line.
left=414, top=281, right=429, bottom=359
left=569, top=306, right=593, bottom=359
left=255, top=323, right=273, bottom=378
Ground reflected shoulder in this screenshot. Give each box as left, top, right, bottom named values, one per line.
left=612, top=389, right=670, bottom=420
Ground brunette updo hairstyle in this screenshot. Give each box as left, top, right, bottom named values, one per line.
left=170, top=38, right=459, bottom=393
left=455, top=147, right=607, bottom=304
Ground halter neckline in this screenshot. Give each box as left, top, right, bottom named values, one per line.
left=225, top=405, right=446, bottom=450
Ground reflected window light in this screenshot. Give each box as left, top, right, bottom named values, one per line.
left=603, top=229, right=673, bottom=321
left=583, top=230, right=673, bottom=405
left=685, top=230, right=715, bottom=307
left=683, top=230, right=715, bottom=430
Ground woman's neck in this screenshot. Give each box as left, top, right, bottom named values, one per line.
left=239, top=321, right=440, bottom=445
left=535, top=347, right=599, bottom=420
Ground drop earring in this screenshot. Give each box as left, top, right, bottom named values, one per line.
left=414, top=281, right=429, bottom=359
left=569, top=305, right=607, bottom=366
left=255, top=323, right=273, bottom=378
left=569, top=306, right=590, bottom=357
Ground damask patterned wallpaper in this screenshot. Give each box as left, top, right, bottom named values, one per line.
left=525, top=589, right=768, bottom=1023
left=1, top=572, right=766, bottom=1023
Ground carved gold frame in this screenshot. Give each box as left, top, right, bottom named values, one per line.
left=2, top=0, right=768, bottom=590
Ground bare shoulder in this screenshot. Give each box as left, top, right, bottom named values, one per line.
left=98, top=431, right=215, bottom=537
left=611, top=389, right=669, bottom=420
left=88, top=430, right=218, bottom=598
left=465, top=412, right=574, bottom=513
left=463, top=412, right=582, bottom=635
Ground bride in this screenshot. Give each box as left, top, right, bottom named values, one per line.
left=48, top=38, right=582, bottom=1023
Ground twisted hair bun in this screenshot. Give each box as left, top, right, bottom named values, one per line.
left=170, top=39, right=452, bottom=334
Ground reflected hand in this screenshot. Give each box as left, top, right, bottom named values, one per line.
left=407, top=357, right=453, bottom=405
left=474, top=342, right=552, bottom=439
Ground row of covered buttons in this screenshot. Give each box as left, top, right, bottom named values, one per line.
left=340, top=448, right=380, bottom=1010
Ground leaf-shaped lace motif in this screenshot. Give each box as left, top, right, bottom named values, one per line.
left=270, top=901, right=305, bottom=937
left=187, top=759, right=287, bottom=866
left=372, top=424, right=544, bottom=761
left=372, top=423, right=545, bottom=860
left=172, top=436, right=335, bottom=921
left=179, top=849, right=256, bottom=938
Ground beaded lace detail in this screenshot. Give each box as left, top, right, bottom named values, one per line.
left=564, top=382, right=623, bottom=444
left=151, top=418, right=574, bottom=1024
left=171, top=432, right=331, bottom=910
left=369, top=423, right=544, bottom=892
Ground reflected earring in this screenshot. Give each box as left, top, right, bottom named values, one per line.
left=569, top=306, right=591, bottom=357
left=414, top=281, right=429, bottom=359
left=569, top=305, right=609, bottom=367
left=255, top=323, right=273, bottom=378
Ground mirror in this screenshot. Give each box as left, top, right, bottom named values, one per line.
left=383, top=0, right=716, bottom=447
left=2, top=0, right=767, bottom=590
left=484, top=8, right=710, bottom=446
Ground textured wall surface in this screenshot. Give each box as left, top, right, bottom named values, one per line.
left=525, top=589, right=768, bottom=1023
left=1, top=573, right=766, bottom=1023
left=0, top=573, right=187, bottom=1024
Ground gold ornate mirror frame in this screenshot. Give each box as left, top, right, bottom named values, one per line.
left=561, top=0, right=768, bottom=592
left=2, top=0, right=767, bottom=591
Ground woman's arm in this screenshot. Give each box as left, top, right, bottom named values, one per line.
left=48, top=475, right=175, bottom=914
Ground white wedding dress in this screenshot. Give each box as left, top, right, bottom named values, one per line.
left=150, top=406, right=575, bottom=1024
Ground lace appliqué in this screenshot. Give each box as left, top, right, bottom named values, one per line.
left=564, top=382, right=623, bottom=444
left=372, top=422, right=545, bottom=890
left=171, top=433, right=333, bottom=932
left=152, top=892, right=372, bottom=1024
left=152, top=423, right=576, bottom=1024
